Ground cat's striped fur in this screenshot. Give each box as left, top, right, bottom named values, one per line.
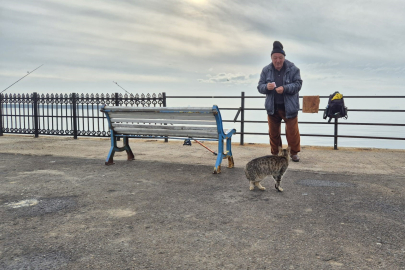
left=245, top=147, right=290, bottom=192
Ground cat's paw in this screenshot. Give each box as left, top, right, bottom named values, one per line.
left=275, top=184, right=283, bottom=192
left=249, top=186, right=255, bottom=191
left=256, top=183, right=266, bottom=191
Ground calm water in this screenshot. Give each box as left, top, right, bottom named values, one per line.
left=166, top=96, right=405, bottom=150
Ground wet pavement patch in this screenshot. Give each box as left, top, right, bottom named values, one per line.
left=0, top=252, right=70, bottom=270
left=371, top=201, right=403, bottom=214
left=297, top=179, right=355, bottom=187
left=6, top=196, right=77, bottom=217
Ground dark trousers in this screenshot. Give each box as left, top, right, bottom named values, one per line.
left=267, top=109, right=301, bottom=156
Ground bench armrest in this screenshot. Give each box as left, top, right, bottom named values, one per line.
left=224, top=128, right=236, bottom=138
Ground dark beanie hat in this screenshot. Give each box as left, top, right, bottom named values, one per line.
left=271, top=41, right=286, bottom=56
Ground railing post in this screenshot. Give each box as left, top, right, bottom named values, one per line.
left=72, top=93, right=78, bottom=139
left=115, top=92, right=120, bottom=141
left=240, top=91, right=245, bottom=145
left=33, top=92, right=39, bottom=138
left=115, top=92, right=120, bottom=107
left=163, top=92, right=168, bottom=142
left=162, top=92, right=167, bottom=107
left=334, top=118, right=338, bottom=150
left=0, top=94, right=3, bottom=136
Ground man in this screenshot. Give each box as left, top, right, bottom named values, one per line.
left=257, top=41, right=303, bottom=162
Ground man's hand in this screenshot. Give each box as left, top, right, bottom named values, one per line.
left=267, top=82, right=276, bottom=90
left=275, top=86, right=284, bottom=94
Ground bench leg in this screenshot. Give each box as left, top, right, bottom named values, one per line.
left=124, top=137, right=135, bottom=161
left=105, top=136, right=135, bottom=165
left=105, top=147, right=115, bottom=165
left=213, top=139, right=224, bottom=174
left=213, top=165, right=221, bottom=174
left=226, top=137, right=234, bottom=168
left=227, top=156, right=234, bottom=168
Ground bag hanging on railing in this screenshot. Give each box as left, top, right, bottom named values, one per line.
left=323, top=91, right=348, bottom=123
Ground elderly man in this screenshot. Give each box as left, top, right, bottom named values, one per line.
left=257, top=41, right=303, bottom=162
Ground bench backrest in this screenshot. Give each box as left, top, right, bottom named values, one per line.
left=101, top=105, right=225, bottom=139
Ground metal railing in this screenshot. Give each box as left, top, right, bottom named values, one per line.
left=0, top=92, right=165, bottom=139
left=1, top=92, right=404, bottom=149
left=165, top=93, right=405, bottom=149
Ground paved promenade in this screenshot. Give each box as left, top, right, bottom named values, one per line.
left=0, top=135, right=404, bottom=269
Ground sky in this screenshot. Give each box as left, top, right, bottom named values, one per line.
left=2, top=0, right=405, bottom=98
left=1, top=0, right=405, bottom=148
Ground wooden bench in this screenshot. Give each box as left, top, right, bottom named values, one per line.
left=100, top=105, right=236, bottom=174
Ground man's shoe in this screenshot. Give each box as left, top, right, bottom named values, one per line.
left=291, top=155, right=300, bottom=162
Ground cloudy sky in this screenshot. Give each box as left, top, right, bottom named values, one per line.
left=1, top=0, right=405, bottom=97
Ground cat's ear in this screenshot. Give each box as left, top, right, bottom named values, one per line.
left=287, top=146, right=291, bottom=154
left=278, top=145, right=282, bottom=153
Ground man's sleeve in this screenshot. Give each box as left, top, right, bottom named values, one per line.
left=257, top=68, right=268, bottom=94
left=284, top=68, right=302, bottom=95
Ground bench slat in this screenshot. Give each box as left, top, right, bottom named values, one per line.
left=108, top=112, right=215, bottom=121
left=113, top=127, right=218, bottom=138
left=109, top=118, right=217, bottom=126
left=112, top=123, right=218, bottom=132
left=103, top=106, right=215, bottom=113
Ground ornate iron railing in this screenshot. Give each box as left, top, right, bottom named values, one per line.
left=0, top=92, right=165, bottom=138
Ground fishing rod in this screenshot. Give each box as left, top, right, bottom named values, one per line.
left=1, top=64, right=44, bottom=94
left=183, top=139, right=217, bottom=155
left=112, top=81, right=131, bottom=95
left=194, top=140, right=218, bottom=155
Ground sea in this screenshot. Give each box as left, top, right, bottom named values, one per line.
left=163, top=94, right=405, bottom=150
left=2, top=92, right=404, bottom=150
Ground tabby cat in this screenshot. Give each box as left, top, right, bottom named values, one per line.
left=245, top=146, right=290, bottom=192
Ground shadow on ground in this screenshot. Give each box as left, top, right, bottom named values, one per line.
left=0, top=153, right=404, bottom=269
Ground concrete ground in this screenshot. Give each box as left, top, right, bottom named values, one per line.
left=0, top=135, right=404, bottom=269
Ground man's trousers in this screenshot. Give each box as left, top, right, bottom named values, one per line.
left=267, top=109, right=301, bottom=156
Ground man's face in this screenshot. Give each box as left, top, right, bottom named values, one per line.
left=271, top=53, right=285, bottom=70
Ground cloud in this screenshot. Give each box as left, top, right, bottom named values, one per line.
left=304, top=62, right=340, bottom=69
left=1, top=0, right=405, bottom=96
left=198, top=72, right=258, bottom=85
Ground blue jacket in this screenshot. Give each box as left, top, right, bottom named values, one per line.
left=257, top=60, right=303, bottom=118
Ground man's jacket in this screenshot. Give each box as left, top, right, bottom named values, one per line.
left=257, top=60, right=303, bottom=118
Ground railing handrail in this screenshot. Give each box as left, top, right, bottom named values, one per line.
left=167, top=95, right=405, bottom=99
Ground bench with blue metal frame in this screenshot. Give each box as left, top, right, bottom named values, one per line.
left=100, top=105, right=236, bottom=174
